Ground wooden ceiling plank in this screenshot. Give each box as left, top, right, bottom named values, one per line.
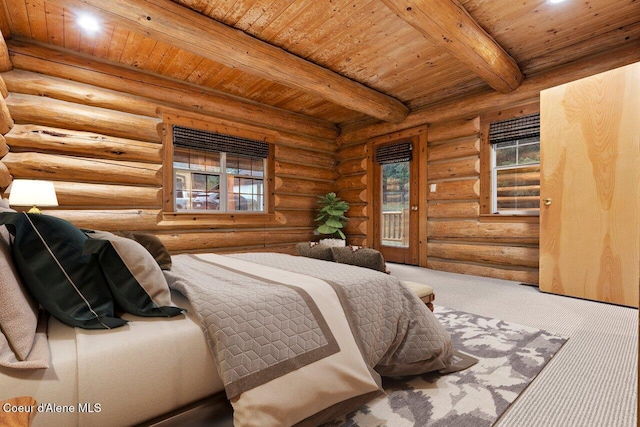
left=295, top=0, right=376, bottom=58
left=62, top=3, right=79, bottom=50
left=381, top=0, right=523, bottom=93
left=129, top=35, right=158, bottom=69
left=185, top=56, right=215, bottom=84
left=170, top=51, right=204, bottom=81
left=522, top=21, right=640, bottom=77
left=116, top=30, right=143, bottom=65
left=192, top=59, right=225, bottom=85
left=222, top=0, right=260, bottom=27
left=261, top=1, right=324, bottom=45
left=338, top=41, right=640, bottom=144
left=300, top=1, right=380, bottom=60
left=201, top=0, right=228, bottom=20
left=105, top=26, right=129, bottom=62
left=244, top=0, right=294, bottom=35
left=77, top=30, right=98, bottom=55
left=234, top=0, right=276, bottom=31
left=0, top=0, right=12, bottom=37
left=91, top=22, right=114, bottom=57
left=26, top=0, right=48, bottom=42
left=323, top=14, right=416, bottom=86
left=4, top=0, right=30, bottom=37
left=44, top=2, right=64, bottom=47
left=151, top=44, right=180, bottom=74
left=41, top=0, right=408, bottom=122
left=306, top=16, right=387, bottom=80
left=201, top=62, right=237, bottom=89
left=176, top=0, right=211, bottom=15
left=141, top=39, right=171, bottom=69
left=254, top=1, right=309, bottom=44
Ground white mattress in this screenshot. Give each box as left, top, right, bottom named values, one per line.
left=0, top=291, right=223, bottom=427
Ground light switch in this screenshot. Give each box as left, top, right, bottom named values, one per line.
left=430, top=183, right=437, bottom=192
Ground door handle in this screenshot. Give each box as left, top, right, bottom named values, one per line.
left=543, top=197, right=552, bottom=206
left=411, top=205, right=418, bottom=211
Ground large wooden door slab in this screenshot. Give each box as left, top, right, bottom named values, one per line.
left=539, top=62, right=640, bottom=308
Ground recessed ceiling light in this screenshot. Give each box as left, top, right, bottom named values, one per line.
left=547, top=0, right=566, bottom=4
left=77, top=14, right=100, bottom=32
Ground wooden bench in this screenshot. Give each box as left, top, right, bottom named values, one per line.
left=402, top=281, right=435, bottom=312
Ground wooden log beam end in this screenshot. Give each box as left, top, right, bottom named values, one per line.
left=0, top=160, right=12, bottom=188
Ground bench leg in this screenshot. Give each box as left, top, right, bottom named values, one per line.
left=420, top=294, right=435, bottom=312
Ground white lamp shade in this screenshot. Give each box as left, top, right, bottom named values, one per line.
left=7, top=180, right=59, bottom=208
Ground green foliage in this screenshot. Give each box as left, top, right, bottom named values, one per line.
left=315, top=192, right=349, bottom=239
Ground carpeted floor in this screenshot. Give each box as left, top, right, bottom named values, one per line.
left=150, top=265, right=638, bottom=427
left=388, top=263, right=638, bottom=427
left=325, top=307, right=566, bottom=426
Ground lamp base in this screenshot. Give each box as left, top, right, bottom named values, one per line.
left=27, top=205, right=42, bottom=214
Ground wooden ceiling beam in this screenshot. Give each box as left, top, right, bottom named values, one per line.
left=43, top=0, right=410, bottom=123
left=381, top=0, right=524, bottom=93
left=338, top=42, right=640, bottom=145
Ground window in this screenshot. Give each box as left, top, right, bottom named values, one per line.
left=489, top=112, right=540, bottom=215
left=172, top=125, right=269, bottom=213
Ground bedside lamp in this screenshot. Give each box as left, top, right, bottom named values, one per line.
left=7, top=180, right=59, bottom=214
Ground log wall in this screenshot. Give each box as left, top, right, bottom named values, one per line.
left=335, top=115, right=539, bottom=283
left=0, top=45, right=338, bottom=255
left=336, top=142, right=368, bottom=246
left=426, top=118, right=539, bottom=284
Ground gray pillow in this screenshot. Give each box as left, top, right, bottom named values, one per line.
left=296, top=242, right=333, bottom=261
left=330, top=247, right=387, bottom=272
left=115, top=231, right=172, bottom=270
left=0, top=215, right=40, bottom=361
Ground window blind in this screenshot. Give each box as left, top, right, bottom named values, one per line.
left=489, top=113, right=540, bottom=145
left=173, top=125, right=270, bottom=158
left=375, top=141, right=412, bottom=164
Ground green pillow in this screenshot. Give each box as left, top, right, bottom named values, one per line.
left=0, top=213, right=126, bottom=329
left=115, top=231, right=172, bottom=270
left=84, top=230, right=183, bottom=318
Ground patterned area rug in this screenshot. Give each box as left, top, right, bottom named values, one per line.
left=325, top=306, right=568, bottom=426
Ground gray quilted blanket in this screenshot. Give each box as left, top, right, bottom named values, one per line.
left=164, top=253, right=453, bottom=401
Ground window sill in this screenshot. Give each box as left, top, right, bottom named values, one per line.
left=479, top=214, right=539, bottom=224
left=159, top=212, right=277, bottom=228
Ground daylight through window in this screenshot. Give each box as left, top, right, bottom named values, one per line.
left=489, top=113, right=540, bottom=214
left=172, top=126, right=268, bottom=213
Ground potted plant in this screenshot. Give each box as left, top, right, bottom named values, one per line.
left=315, top=192, right=349, bottom=247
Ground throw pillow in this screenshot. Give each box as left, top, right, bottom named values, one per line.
left=296, top=242, right=334, bottom=261
left=0, top=215, right=40, bottom=361
left=115, top=231, right=172, bottom=270
left=0, top=212, right=127, bottom=329
left=0, top=311, right=50, bottom=369
left=84, top=230, right=183, bottom=317
left=330, top=247, right=387, bottom=272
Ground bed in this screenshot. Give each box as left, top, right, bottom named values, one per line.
left=1, top=291, right=222, bottom=427
left=0, top=209, right=457, bottom=427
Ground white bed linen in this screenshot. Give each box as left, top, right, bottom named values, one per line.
left=0, top=291, right=223, bottom=427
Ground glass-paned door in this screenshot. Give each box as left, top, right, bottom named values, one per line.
left=381, top=162, right=410, bottom=247
left=373, top=139, right=419, bottom=265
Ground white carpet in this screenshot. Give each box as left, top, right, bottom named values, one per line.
left=388, top=263, right=638, bottom=427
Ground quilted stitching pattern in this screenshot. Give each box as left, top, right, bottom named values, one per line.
left=230, top=253, right=452, bottom=370
left=166, top=256, right=330, bottom=388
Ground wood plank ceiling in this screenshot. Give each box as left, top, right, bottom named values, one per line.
left=0, top=0, right=639, bottom=130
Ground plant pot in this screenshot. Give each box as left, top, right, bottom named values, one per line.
left=319, top=238, right=346, bottom=247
